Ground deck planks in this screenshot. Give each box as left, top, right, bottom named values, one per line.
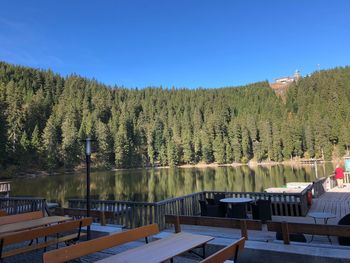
left=309, top=184, right=350, bottom=224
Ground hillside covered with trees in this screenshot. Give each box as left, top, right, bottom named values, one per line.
left=0, top=61, right=349, bottom=171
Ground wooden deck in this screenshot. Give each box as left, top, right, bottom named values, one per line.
left=4, top=181, right=350, bottom=262
left=308, top=184, right=350, bottom=224
left=5, top=185, right=350, bottom=263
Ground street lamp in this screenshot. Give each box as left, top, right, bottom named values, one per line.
left=83, top=136, right=92, bottom=239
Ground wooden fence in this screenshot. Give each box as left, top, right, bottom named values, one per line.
left=68, top=186, right=312, bottom=229
left=1, top=175, right=337, bottom=230
left=344, top=172, right=350, bottom=184
left=0, top=197, right=47, bottom=215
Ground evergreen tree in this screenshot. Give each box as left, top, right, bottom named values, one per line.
left=0, top=61, right=349, bottom=170
left=42, top=116, right=61, bottom=170
left=61, top=116, right=79, bottom=168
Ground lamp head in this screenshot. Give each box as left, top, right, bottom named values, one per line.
left=86, top=137, right=91, bottom=156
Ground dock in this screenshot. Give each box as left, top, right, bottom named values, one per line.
left=300, top=159, right=324, bottom=165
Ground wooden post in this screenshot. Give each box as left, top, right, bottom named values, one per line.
left=281, top=221, right=290, bottom=244
left=240, top=220, right=248, bottom=239
left=175, top=215, right=181, bottom=233
left=100, top=211, right=106, bottom=226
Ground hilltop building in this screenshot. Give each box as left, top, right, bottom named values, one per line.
left=270, top=70, right=301, bottom=94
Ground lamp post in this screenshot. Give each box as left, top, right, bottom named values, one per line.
left=84, top=137, right=92, bottom=240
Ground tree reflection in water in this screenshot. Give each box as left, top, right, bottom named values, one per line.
left=11, top=163, right=334, bottom=206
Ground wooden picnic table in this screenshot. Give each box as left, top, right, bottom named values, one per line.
left=0, top=216, right=71, bottom=235
left=96, top=232, right=214, bottom=263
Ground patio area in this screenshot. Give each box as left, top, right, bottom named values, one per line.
left=1, top=179, right=350, bottom=262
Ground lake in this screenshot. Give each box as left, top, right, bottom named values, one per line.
left=10, top=164, right=334, bottom=206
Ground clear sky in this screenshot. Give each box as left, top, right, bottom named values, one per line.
left=0, top=0, right=349, bottom=88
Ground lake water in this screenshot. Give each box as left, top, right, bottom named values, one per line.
left=10, top=164, right=334, bottom=206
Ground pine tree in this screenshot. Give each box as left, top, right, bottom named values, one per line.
left=167, top=138, right=179, bottom=166
left=95, top=121, right=113, bottom=167
left=61, top=116, right=79, bottom=168
left=42, top=116, right=61, bottom=170
left=213, top=133, right=226, bottom=164
left=0, top=99, right=7, bottom=166
left=31, top=124, right=41, bottom=153
left=114, top=120, right=130, bottom=169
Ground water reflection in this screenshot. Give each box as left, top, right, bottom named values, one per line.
left=11, top=164, right=334, bottom=205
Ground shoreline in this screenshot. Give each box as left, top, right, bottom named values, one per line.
left=1, top=160, right=333, bottom=179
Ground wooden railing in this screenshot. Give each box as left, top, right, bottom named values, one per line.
left=0, top=197, right=47, bottom=215
left=68, top=199, right=157, bottom=228
left=0, top=182, right=10, bottom=197
left=54, top=207, right=116, bottom=226
left=165, top=215, right=262, bottom=240
left=344, top=172, right=350, bottom=184
left=68, top=187, right=312, bottom=230
left=204, top=190, right=311, bottom=217
left=311, top=173, right=339, bottom=198
left=312, top=177, right=327, bottom=198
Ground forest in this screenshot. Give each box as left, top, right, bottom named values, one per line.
left=0, top=61, right=350, bottom=171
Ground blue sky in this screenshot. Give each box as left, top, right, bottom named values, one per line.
left=0, top=0, right=349, bottom=88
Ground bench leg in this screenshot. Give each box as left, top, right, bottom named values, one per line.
left=43, top=236, right=47, bottom=252
left=189, top=244, right=206, bottom=259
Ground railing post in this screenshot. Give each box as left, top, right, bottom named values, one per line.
left=175, top=216, right=181, bottom=233
left=100, top=211, right=106, bottom=226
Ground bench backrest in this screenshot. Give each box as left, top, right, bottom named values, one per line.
left=165, top=215, right=262, bottom=239
left=267, top=221, right=350, bottom=244
left=54, top=207, right=115, bottom=225
left=0, top=211, right=43, bottom=226
left=200, top=237, right=245, bottom=263
left=42, top=223, right=160, bottom=263
left=1, top=217, right=92, bottom=246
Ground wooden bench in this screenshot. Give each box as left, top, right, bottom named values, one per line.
left=0, top=217, right=92, bottom=259
left=267, top=221, right=350, bottom=244
left=165, top=215, right=262, bottom=240
left=200, top=237, right=245, bottom=263
left=42, top=223, right=160, bottom=263
left=0, top=211, right=43, bottom=225
left=54, top=207, right=116, bottom=226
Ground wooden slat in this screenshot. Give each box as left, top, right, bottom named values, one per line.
left=96, top=232, right=213, bottom=263
left=165, top=215, right=262, bottom=231
left=54, top=208, right=114, bottom=225
left=200, top=237, right=245, bottom=263
left=2, top=218, right=92, bottom=246
left=0, top=216, right=70, bottom=235
left=2, top=233, right=87, bottom=258
left=267, top=221, right=350, bottom=237
left=42, top=223, right=160, bottom=263
left=0, top=211, right=43, bottom=226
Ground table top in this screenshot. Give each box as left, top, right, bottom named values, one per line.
left=220, top=198, right=253, bottom=204
left=308, top=212, right=336, bottom=219
left=96, top=232, right=214, bottom=263
left=0, top=216, right=71, bottom=235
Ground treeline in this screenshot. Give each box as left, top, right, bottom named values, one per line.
left=0, top=61, right=350, bottom=170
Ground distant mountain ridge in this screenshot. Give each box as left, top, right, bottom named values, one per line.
left=0, top=61, right=349, bottom=172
